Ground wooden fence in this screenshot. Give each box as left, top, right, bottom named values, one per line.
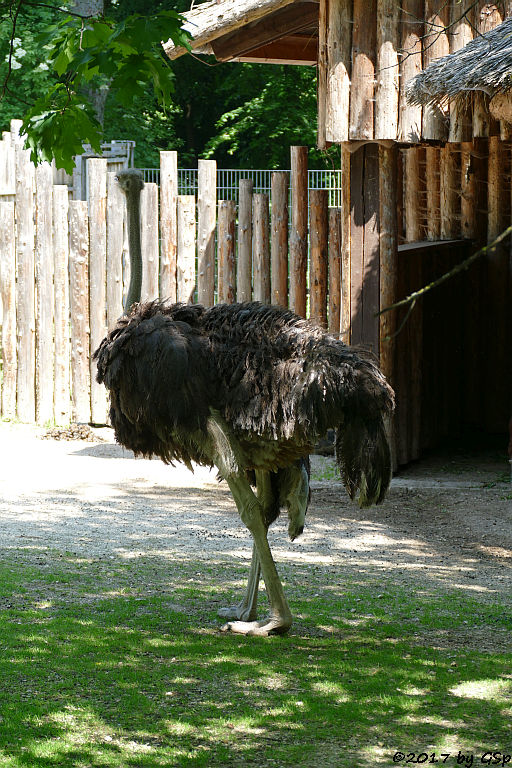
left=0, top=127, right=344, bottom=426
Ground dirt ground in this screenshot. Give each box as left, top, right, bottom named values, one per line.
left=0, top=422, right=511, bottom=635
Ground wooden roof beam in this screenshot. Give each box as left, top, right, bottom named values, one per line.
left=230, top=34, right=318, bottom=64
left=211, top=1, right=318, bottom=62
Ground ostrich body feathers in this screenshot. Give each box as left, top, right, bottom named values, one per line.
left=94, top=301, right=394, bottom=507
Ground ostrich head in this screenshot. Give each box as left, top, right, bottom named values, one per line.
left=116, top=169, right=145, bottom=313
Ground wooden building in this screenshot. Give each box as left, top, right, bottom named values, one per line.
left=165, top=0, right=512, bottom=464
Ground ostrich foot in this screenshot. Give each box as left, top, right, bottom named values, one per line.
left=217, top=603, right=258, bottom=621
left=221, top=615, right=292, bottom=636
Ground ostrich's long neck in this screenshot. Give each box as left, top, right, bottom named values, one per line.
left=124, top=188, right=142, bottom=312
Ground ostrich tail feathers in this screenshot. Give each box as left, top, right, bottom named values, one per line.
left=336, top=415, right=392, bottom=508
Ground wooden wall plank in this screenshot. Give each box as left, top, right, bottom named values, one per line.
left=0, top=201, right=16, bottom=418
left=290, top=145, right=308, bottom=316
left=379, top=144, right=397, bottom=383
left=440, top=143, right=460, bottom=239
left=325, top=0, right=351, bottom=142
left=197, top=159, right=216, bottom=306
left=88, top=158, right=108, bottom=425
left=449, top=0, right=474, bottom=142
left=69, top=200, right=91, bottom=423
left=270, top=171, right=289, bottom=307
left=237, top=179, right=253, bottom=302
left=422, top=0, right=449, bottom=140
left=160, top=150, right=178, bottom=301
left=425, top=146, right=440, bottom=240
left=309, top=189, right=328, bottom=327
left=35, top=163, right=54, bottom=425
left=53, top=185, right=70, bottom=425
left=340, top=145, right=351, bottom=341
left=404, top=147, right=422, bottom=241
left=252, top=193, right=271, bottom=304
left=362, top=144, right=380, bottom=356
left=140, top=182, right=160, bottom=302
left=375, top=0, right=399, bottom=140
left=217, top=199, right=236, bottom=303
left=106, top=171, right=124, bottom=327
left=349, top=0, right=376, bottom=140
left=398, top=0, right=423, bottom=143
left=328, top=207, right=342, bottom=334
left=177, top=195, right=196, bottom=303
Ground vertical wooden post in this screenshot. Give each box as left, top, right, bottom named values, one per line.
left=271, top=171, right=289, bottom=307
left=309, top=189, right=328, bottom=328
left=375, top=0, right=399, bottom=140
left=141, top=182, right=159, bottom=301
left=398, top=0, right=423, bottom=143
left=0, top=201, right=16, bottom=418
left=290, top=146, right=308, bottom=317
left=317, top=0, right=327, bottom=150
left=217, top=200, right=236, bottom=304
left=15, top=146, right=36, bottom=422
left=340, top=145, right=351, bottom=340
left=325, top=0, right=351, bottom=142
left=449, top=0, right=474, bottom=142
left=197, top=159, right=216, bottom=306
left=422, top=0, right=449, bottom=140
left=404, top=147, right=422, bottom=241
left=252, top=193, right=271, bottom=304
left=349, top=0, right=376, bottom=140
left=69, top=200, right=91, bottom=423
left=473, top=2, right=502, bottom=137
left=237, top=179, right=253, bottom=302
left=425, top=147, right=440, bottom=239
left=379, top=144, right=397, bottom=383
left=106, top=171, right=124, bottom=327
left=460, top=141, right=476, bottom=239
left=88, top=158, right=108, bottom=425
left=328, top=208, right=342, bottom=334
left=35, top=163, right=54, bottom=425
left=160, top=150, right=178, bottom=301
left=53, top=185, right=70, bottom=425
left=177, top=195, right=196, bottom=303
left=440, top=144, right=460, bottom=238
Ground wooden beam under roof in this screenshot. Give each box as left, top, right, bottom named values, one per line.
left=211, top=1, right=318, bottom=62
left=230, top=34, right=317, bottom=64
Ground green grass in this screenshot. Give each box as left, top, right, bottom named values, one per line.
left=0, top=554, right=510, bottom=768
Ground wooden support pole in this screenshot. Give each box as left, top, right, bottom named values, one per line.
left=440, top=144, right=460, bottom=239
left=252, top=193, right=271, bottom=304
left=422, top=0, right=449, bottom=140
left=88, top=158, right=108, bottom=425
left=325, top=0, right=351, bottom=142
left=349, top=0, right=375, bottom=140
left=425, top=147, right=440, bottom=240
left=290, top=145, right=308, bottom=316
left=0, top=201, right=16, bottom=418
left=106, top=171, right=124, bottom=328
left=404, top=147, right=422, bottom=241
left=328, top=207, right=342, bottom=335
left=177, top=195, right=196, bottom=303
left=317, top=0, right=327, bottom=149
left=473, top=2, right=502, bottom=137
left=449, top=0, right=474, bottom=142
left=217, top=199, right=236, bottom=304
left=35, top=163, right=54, bottom=425
left=375, top=0, right=399, bottom=140
left=141, top=182, right=160, bottom=302
left=237, top=179, right=253, bottom=302
left=197, top=159, right=216, bottom=306
left=270, top=171, right=289, bottom=307
left=53, top=185, right=70, bottom=425
left=15, top=146, right=36, bottom=423
left=340, top=145, right=351, bottom=341
left=309, top=189, right=328, bottom=327
left=460, top=141, right=476, bottom=240
left=69, top=200, right=91, bottom=424
left=379, top=145, right=397, bottom=384
left=398, top=0, right=423, bottom=143
left=160, top=150, right=178, bottom=301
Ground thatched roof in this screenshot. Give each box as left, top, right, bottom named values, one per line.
left=407, top=16, right=512, bottom=108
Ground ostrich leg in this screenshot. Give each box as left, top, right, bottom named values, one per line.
left=221, top=474, right=292, bottom=636
left=217, top=542, right=260, bottom=622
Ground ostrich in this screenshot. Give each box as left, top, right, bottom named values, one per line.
left=94, top=169, right=395, bottom=636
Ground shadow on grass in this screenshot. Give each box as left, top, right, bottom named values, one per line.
left=0, top=556, right=511, bottom=768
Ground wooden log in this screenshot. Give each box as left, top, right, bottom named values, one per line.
left=237, top=178, right=253, bottom=302
left=0, top=201, right=16, bottom=418
left=487, top=135, right=503, bottom=242
left=340, top=145, right=351, bottom=341
left=270, top=171, right=289, bottom=307
left=177, top=195, right=196, bottom=303
left=440, top=143, right=460, bottom=239
left=425, top=146, right=440, bottom=240
left=160, top=150, right=178, bottom=301
left=309, top=189, right=328, bottom=328
left=328, top=208, right=342, bottom=334
left=375, top=0, right=399, bottom=140
left=106, top=171, right=124, bottom=328
left=317, top=0, right=327, bottom=149
left=252, top=193, right=271, bottom=304
left=290, top=145, right=308, bottom=316
left=404, top=147, right=422, bottom=241
left=349, top=0, right=376, bottom=140
left=473, top=2, right=502, bottom=137
left=460, top=141, right=476, bottom=240
left=35, top=163, right=54, bottom=425
left=217, top=199, right=236, bottom=303
left=69, top=200, right=91, bottom=424
left=52, top=185, right=70, bottom=425
left=15, top=146, right=36, bottom=423
left=379, top=145, right=397, bottom=384
left=325, top=0, right=351, bottom=142
left=449, top=0, right=474, bottom=142
left=0, top=135, right=15, bottom=196
left=422, top=0, right=449, bottom=140
left=140, top=182, right=160, bottom=301
left=88, top=158, right=108, bottom=425
left=398, top=0, right=423, bottom=143
left=197, top=159, right=216, bottom=306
